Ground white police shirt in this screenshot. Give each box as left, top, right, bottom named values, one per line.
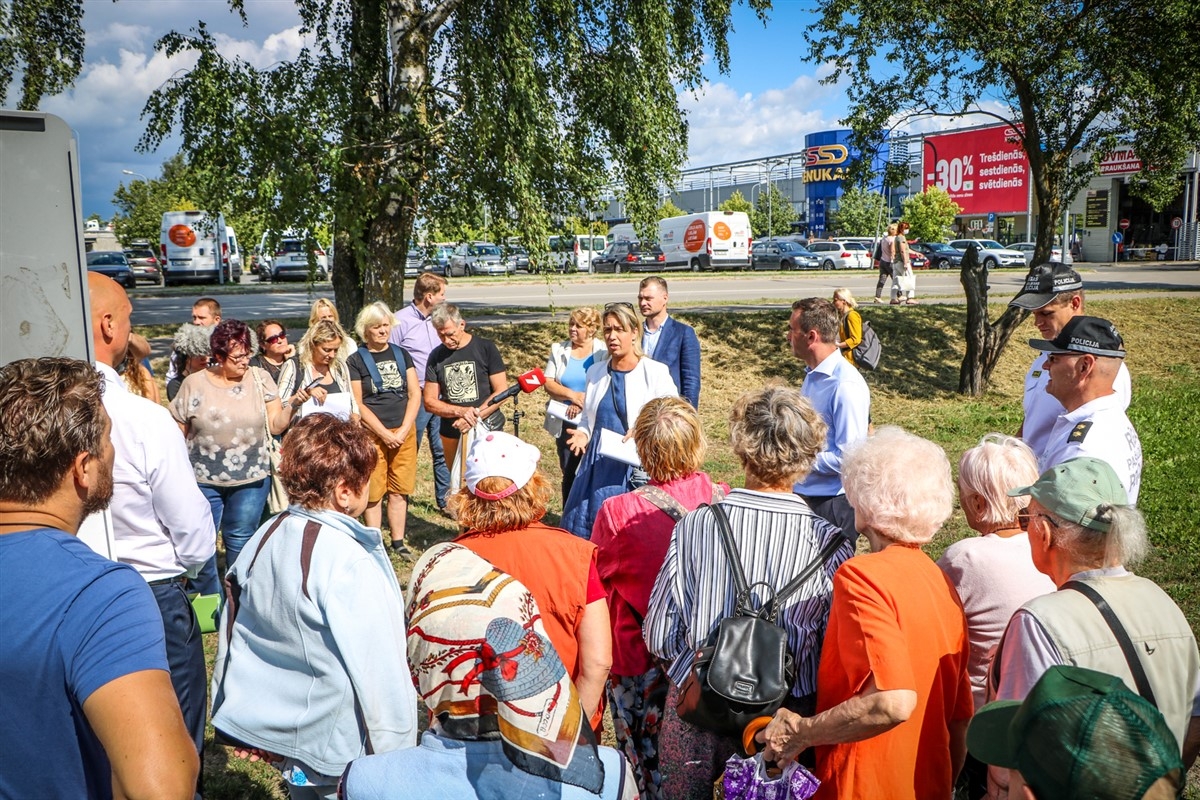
left=1022, top=355, right=1131, bottom=459
left=1039, top=392, right=1142, bottom=504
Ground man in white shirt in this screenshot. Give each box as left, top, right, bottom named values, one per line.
left=88, top=274, right=216, bottom=771
left=786, top=297, right=871, bottom=535
left=1029, top=315, right=1142, bottom=503
left=1010, top=262, right=1131, bottom=458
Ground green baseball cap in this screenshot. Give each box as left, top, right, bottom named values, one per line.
left=967, top=665, right=1183, bottom=800
left=1008, top=457, right=1127, bottom=533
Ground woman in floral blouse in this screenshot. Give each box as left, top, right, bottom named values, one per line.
left=171, top=319, right=301, bottom=590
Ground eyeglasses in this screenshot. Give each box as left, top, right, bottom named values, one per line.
left=264, top=331, right=287, bottom=344
left=225, top=352, right=251, bottom=363
left=1017, top=508, right=1061, bottom=532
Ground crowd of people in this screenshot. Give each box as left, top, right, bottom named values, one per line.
left=1, top=261, right=1196, bottom=800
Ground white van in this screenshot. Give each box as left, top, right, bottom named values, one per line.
left=225, top=226, right=243, bottom=277
left=159, top=210, right=240, bottom=286
left=658, top=211, right=752, bottom=271
left=546, top=234, right=607, bottom=273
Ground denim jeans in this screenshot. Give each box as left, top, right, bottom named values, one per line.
left=192, top=477, right=270, bottom=595
left=415, top=404, right=450, bottom=509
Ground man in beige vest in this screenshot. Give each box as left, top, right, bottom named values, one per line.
left=985, top=457, right=1199, bottom=799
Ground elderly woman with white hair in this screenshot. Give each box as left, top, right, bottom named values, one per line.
left=758, top=426, right=973, bottom=800
left=347, top=302, right=421, bottom=557
left=938, top=434, right=1055, bottom=799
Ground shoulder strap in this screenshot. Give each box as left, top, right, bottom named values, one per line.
left=1063, top=580, right=1157, bottom=707
left=360, top=347, right=384, bottom=393
left=300, top=520, right=322, bottom=600
left=706, top=503, right=752, bottom=601
left=222, top=511, right=290, bottom=640
left=634, top=484, right=689, bottom=521
left=767, top=530, right=850, bottom=618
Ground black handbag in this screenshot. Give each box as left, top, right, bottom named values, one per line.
left=675, top=504, right=848, bottom=737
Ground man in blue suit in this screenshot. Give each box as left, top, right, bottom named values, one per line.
left=638, top=276, right=701, bottom=408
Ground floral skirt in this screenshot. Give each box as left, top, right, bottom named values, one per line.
left=609, top=671, right=742, bottom=800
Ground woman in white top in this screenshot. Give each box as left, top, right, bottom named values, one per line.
left=543, top=306, right=608, bottom=503
left=277, top=320, right=361, bottom=424
left=560, top=302, right=676, bottom=538
left=936, top=433, right=1055, bottom=799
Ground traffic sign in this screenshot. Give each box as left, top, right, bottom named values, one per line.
left=1172, top=216, right=1183, bottom=230
left=1111, top=231, right=1123, bottom=245
left=1119, top=218, right=1130, bottom=230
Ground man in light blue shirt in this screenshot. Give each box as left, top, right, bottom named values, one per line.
left=787, top=297, right=870, bottom=536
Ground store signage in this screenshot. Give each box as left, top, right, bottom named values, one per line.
left=922, top=124, right=1030, bottom=215
left=1085, top=190, right=1109, bottom=228
left=1098, top=148, right=1142, bottom=175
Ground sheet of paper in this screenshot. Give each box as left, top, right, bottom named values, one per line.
left=545, top=399, right=577, bottom=423
left=300, top=392, right=353, bottom=421
left=598, top=427, right=641, bottom=467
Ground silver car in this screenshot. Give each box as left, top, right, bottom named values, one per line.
left=1009, top=241, right=1074, bottom=266
left=807, top=240, right=873, bottom=270
left=448, top=242, right=511, bottom=277
left=948, top=239, right=1027, bottom=269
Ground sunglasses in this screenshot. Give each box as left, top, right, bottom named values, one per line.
left=264, top=331, right=288, bottom=344
left=604, top=301, right=635, bottom=313
left=1017, top=508, right=1060, bottom=532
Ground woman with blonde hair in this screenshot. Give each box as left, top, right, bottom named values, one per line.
left=561, top=302, right=677, bottom=538
left=451, top=431, right=613, bottom=733
left=833, top=288, right=863, bottom=366
left=309, top=298, right=357, bottom=359
left=873, top=222, right=899, bottom=303
left=592, top=397, right=728, bottom=799
left=277, top=319, right=360, bottom=424
left=938, top=433, right=1054, bottom=799
left=543, top=306, right=608, bottom=503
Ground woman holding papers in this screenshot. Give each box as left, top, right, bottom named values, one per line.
left=170, top=319, right=299, bottom=579
left=277, top=319, right=360, bottom=424
left=543, top=306, right=608, bottom=503
left=561, top=302, right=677, bottom=539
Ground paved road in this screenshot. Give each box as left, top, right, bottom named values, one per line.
left=130, top=262, right=1200, bottom=326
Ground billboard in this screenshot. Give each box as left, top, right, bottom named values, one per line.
left=804, top=130, right=889, bottom=237
left=1098, top=147, right=1142, bottom=175
left=922, top=124, right=1030, bottom=215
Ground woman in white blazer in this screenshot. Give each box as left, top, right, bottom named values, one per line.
left=543, top=307, right=610, bottom=503
left=560, top=302, right=677, bottom=538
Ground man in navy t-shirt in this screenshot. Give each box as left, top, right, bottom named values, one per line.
left=0, top=358, right=199, bottom=800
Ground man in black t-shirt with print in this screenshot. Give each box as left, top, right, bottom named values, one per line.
left=423, top=303, right=508, bottom=479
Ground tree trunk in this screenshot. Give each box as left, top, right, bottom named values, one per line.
left=958, top=246, right=1030, bottom=395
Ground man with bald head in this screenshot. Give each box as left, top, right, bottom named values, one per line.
left=88, top=274, right=216, bottom=776
left=1029, top=315, right=1142, bottom=503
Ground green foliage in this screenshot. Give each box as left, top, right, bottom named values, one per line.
left=138, top=0, right=771, bottom=316
left=719, top=189, right=753, bottom=214
left=0, top=0, right=85, bottom=109
left=655, top=199, right=687, bottom=221
left=829, top=187, right=886, bottom=236
left=751, top=184, right=795, bottom=238
left=901, top=186, right=962, bottom=243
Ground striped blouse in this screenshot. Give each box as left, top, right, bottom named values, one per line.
left=643, top=488, right=851, bottom=697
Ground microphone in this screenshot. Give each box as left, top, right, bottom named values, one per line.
left=486, top=367, right=546, bottom=406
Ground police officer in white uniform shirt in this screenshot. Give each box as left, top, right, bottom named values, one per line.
left=1011, top=262, right=1131, bottom=458
left=1030, top=315, right=1142, bottom=503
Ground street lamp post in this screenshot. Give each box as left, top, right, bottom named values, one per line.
left=121, top=169, right=149, bottom=182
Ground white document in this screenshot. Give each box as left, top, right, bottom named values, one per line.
left=598, top=428, right=641, bottom=467
left=300, top=392, right=353, bottom=421
left=545, top=399, right=577, bottom=423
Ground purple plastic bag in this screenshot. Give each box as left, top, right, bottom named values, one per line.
left=723, top=753, right=820, bottom=800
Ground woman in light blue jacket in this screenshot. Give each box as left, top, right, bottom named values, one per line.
left=211, top=414, right=417, bottom=800
left=542, top=306, right=609, bottom=503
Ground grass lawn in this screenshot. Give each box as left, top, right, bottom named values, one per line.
left=142, top=296, right=1200, bottom=798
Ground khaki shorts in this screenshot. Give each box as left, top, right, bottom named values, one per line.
left=368, top=429, right=418, bottom=503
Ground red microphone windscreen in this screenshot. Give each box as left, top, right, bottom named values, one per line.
left=517, top=367, right=546, bottom=393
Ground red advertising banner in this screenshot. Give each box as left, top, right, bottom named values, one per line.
left=1098, top=147, right=1142, bottom=175
left=922, top=124, right=1030, bottom=215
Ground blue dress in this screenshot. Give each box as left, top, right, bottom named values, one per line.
left=561, top=368, right=632, bottom=539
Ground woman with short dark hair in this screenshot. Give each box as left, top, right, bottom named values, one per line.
left=212, top=414, right=417, bottom=800
left=170, top=319, right=298, bottom=592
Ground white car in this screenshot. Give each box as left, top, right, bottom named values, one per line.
left=1009, top=241, right=1074, bottom=266
left=948, top=239, right=1027, bottom=269
left=807, top=240, right=873, bottom=270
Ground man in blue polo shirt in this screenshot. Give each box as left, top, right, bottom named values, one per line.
left=0, top=358, right=198, bottom=800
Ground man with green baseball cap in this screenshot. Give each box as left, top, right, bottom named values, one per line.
left=968, top=664, right=1184, bottom=799
left=983, top=457, right=1199, bottom=799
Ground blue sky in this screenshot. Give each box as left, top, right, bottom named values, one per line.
left=49, top=1, right=874, bottom=217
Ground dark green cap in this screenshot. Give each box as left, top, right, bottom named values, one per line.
left=1008, top=457, right=1127, bottom=532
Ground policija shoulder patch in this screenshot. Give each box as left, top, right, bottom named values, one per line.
left=1069, top=421, right=1094, bottom=443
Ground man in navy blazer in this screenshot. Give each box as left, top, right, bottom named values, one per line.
left=638, top=276, right=701, bottom=407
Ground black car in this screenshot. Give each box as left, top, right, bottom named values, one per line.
left=405, top=248, right=424, bottom=278
left=86, top=251, right=137, bottom=289
left=909, top=242, right=963, bottom=270
left=592, top=241, right=667, bottom=273
left=505, top=245, right=531, bottom=272
left=751, top=240, right=821, bottom=270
